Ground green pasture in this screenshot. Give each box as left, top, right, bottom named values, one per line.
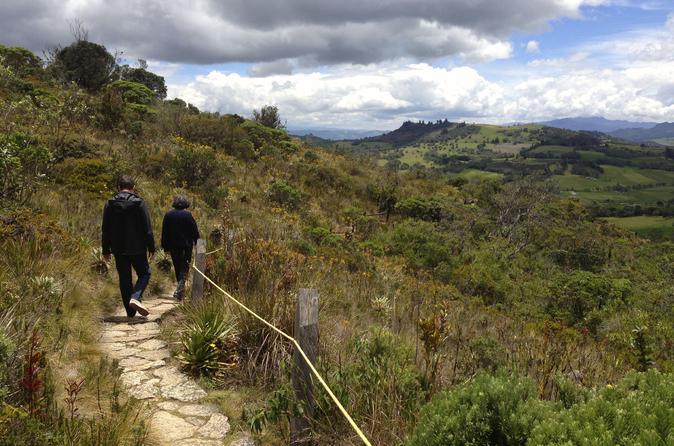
left=604, top=215, right=674, bottom=240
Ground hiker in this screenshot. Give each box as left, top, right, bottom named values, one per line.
left=161, top=195, right=200, bottom=300
left=102, top=175, right=154, bottom=317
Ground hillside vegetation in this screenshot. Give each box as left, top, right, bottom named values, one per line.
left=1, top=40, right=674, bottom=446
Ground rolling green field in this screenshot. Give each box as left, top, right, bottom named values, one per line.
left=605, top=216, right=674, bottom=239
left=554, top=165, right=674, bottom=192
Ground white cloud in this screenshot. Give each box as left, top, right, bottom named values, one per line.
left=526, top=40, right=540, bottom=53
left=168, top=56, right=674, bottom=128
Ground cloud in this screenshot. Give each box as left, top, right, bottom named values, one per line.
left=0, top=0, right=601, bottom=67
left=168, top=56, right=674, bottom=128
left=526, top=40, right=540, bottom=53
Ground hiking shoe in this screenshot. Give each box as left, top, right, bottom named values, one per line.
left=129, top=298, right=149, bottom=316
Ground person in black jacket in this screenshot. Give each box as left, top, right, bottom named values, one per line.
left=161, top=195, right=200, bottom=300
left=102, top=175, right=154, bottom=317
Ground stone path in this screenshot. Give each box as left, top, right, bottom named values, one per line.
left=99, top=296, right=252, bottom=446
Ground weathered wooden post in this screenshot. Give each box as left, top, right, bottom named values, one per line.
left=191, top=239, right=206, bottom=302
left=290, top=289, right=319, bottom=445
left=225, top=229, right=236, bottom=259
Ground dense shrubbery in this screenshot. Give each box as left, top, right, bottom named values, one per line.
left=267, top=180, right=305, bottom=209
left=409, top=370, right=674, bottom=446
left=0, top=132, right=52, bottom=203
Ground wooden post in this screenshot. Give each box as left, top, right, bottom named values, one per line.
left=191, top=239, right=206, bottom=302
left=225, top=229, right=236, bottom=259
left=290, top=289, right=319, bottom=445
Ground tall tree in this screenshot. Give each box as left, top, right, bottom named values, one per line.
left=52, top=40, right=117, bottom=91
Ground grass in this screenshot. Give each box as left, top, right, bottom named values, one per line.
left=604, top=216, right=674, bottom=240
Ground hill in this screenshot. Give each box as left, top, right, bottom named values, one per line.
left=2, top=41, right=674, bottom=446
left=289, top=127, right=385, bottom=140
left=540, top=116, right=657, bottom=133
left=609, top=122, right=674, bottom=142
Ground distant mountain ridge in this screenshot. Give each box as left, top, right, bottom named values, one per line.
left=289, top=128, right=385, bottom=140
left=540, top=117, right=657, bottom=133
left=609, top=122, right=674, bottom=142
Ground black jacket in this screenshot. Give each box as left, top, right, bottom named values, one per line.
left=102, top=191, right=155, bottom=256
left=161, top=209, right=200, bottom=251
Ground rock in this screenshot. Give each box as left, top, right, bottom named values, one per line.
left=197, top=413, right=230, bottom=439
left=178, top=404, right=219, bottom=417
left=157, top=401, right=182, bottom=411
left=120, top=370, right=151, bottom=387
left=154, top=366, right=188, bottom=386
left=185, top=416, right=207, bottom=426
left=137, top=339, right=167, bottom=350
left=119, top=357, right=165, bottom=371
left=230, top=437, right=257, bottom=446
left=151, top=411, right=196, bottom=441
left=161, top=381, right=207, bottom=402
left=175, top=440, right=222, bottom=446
left=143, top=349, right=171, bottom=361
left=128, top=383, right=159, bottom=400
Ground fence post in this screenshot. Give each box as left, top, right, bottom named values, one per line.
left=191, top=239, right=206, bottom=302
left=290, top=289, right=319, bottom=445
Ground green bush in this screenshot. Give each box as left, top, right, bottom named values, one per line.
left=267, top=180, right=304, bottom=209
left=0, top=132, right=52, bottom=203
left=0, top=45, right=43, bottom=77
left=107, top=80, right=154, bottom=106
left=322, top=329, right=427, bottom=443
left=396, top=196, right=445, bottom=221
left=307, top=226, right=343, bottom=247
left=407, top=372, right=554, bottom=446
left=528, top=369, right=674, bottom=445
left=382, top=219, right=454, bottom=271
left=52, top=158, right=112, bottom=197
left=547, top=271, right=631, bottom=328
left=170, top=139, right=228, bottom=190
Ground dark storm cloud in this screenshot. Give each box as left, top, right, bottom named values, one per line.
left=0, top=0, right=598, bottom=67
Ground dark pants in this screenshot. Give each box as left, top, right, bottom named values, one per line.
left=170, top=247, right=192, bottom=283
left=114, top=253, right=151, bottom=317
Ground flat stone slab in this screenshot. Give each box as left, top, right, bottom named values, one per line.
left=151, top=411, right=196, bottom=441
left=137, top=339, right=167, bottom=350
left=161, top=381, right=207, bottom=402
left=198, top=413, right=230, bottom=439
left=178, top=404, right=219, bottom=417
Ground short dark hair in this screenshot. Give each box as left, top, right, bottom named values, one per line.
left=117, top=175, right=135, bottom=190
left=172, top=195, right=190, bottom=209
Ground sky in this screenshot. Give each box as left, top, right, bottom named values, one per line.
left=1, top=0, right=674, bottom=130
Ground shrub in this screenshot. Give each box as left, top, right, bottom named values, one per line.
left=322, top=329, right=427, bottom=444
left=119, top=66, right=167, bottom=99
left=382, top=219, right=454, bottom=271
left=52, top=158, right=112, bottom=197
left=307, top=226, right=343, bottom=247
left=547, top=271, right=631, bottom=328
left=170, top=138, right=229, bottom=190
left=252, top=104, right=284, bottom=129
left=0, top=45, right=43, bottom=77
left=106, top=80, right=155, bottom=106
left=395, top=196, right=445, bottom=221
left=407, top=372, right=554, bottom=446
left=528, top=369, right=674, bottom=445
left=179, top=300, right=239, bottom=376
left=0, top=132, right=52, bottom=203
left=267, top=180, right=304, bottom=209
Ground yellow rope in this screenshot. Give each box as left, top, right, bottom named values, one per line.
left=191, top=263, right=373, bottom=446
